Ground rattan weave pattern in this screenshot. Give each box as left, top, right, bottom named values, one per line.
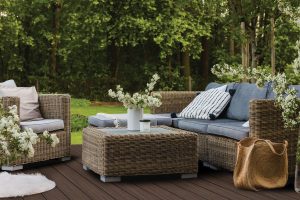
left=249, top=99, right=300, bottom=175
left=152, top=91, right=299, bottom=176
left=207, top=135, right=237, bottom=171
left=151, top=91, right=197, bottom=114
left=82, top=126, right=198, bottom=177
left=2, top=94, right=71, bottom=166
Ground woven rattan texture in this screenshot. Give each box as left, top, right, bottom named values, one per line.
left=2, top=94, right=71, bottom=165
left=151, top=91, right=197, bottom=114
left=250, top=99, right=299, bottom=176
left=82, top=126, right=198, bottom=177
left=207, top=135, right=237, bottom=171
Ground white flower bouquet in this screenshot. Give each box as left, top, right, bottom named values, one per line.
left=0, top=100, right=59, bottom=164
left=108, top=74, right=162, bottom=109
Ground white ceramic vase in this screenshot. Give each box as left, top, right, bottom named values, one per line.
left=127, top=108, right=143, bottom=131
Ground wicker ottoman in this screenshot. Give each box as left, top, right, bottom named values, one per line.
left=82, top=126, right=198, bottom=182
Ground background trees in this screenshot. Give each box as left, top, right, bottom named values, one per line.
left=0, top=0, right=299, bottom=100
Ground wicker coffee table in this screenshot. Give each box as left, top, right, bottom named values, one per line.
left=82, top=126, right=198, bottom=182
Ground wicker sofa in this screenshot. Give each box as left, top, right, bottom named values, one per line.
left=2, top=94, right=71, bottom=170
left=151, top=83, right=300, bottom=176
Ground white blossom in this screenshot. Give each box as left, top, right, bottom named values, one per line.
left=108, top=73, right=162, bottom=109
left=0, top=101, right=60, bottom=164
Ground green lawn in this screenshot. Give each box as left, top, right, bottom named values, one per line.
left=71, top=102, right=150, bottom=144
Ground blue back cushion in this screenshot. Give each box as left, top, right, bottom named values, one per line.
left=291, top=85, right=300, bottom=98
left=267, top=84, right=300, bottom=99
left=205, top=82, right=238, bottom=92
left=226, top=83, right=268, bottom=121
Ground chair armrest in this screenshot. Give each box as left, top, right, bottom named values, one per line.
left=150, top=91, right=197, bottom=114
left=38, top=94, right=71, bottom=134
left=2, top=96, right=20, bottom=115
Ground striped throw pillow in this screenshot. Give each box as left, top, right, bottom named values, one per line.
left=179, top=89, right=231, bottom=120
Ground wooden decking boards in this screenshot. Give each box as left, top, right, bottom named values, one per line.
left=2, top=145, right=299, bottom=200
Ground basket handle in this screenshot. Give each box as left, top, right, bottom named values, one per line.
left=253, top=139, right=288, bottom=156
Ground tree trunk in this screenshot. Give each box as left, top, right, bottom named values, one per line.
left=241, top=21, right=249, bottom=82
left=50, top=0, right=61, bottom=75
left=167, top=56, right=172, bottom=75
left=200, top=37, right=209, bottom=85
left=182, top=50, right=191, bottom=91
left=110, top=42, right=120, bottom=79
left=270, top=17, right=276, bottom=75
left=229, top=38, right=235, bottom=57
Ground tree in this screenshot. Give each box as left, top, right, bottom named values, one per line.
left=152, top=0, right=221, bottom=90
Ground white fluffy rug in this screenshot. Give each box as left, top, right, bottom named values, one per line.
left=0, top=172, right=55, bottom=198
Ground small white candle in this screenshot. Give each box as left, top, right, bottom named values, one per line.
left=140, top=120, right=151, bottom=132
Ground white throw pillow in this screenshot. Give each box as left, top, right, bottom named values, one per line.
left=242, top=121, right=249, bottom=128
left=0, top=87, right=42, bottom=121
left=179, top=89, right=231, bottom=120
left=0, top=80, right=17, bottom=88
left=211, top=85, right=227, bottom=92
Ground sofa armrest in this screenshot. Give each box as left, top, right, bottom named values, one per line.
left=249, top=99, right=299, bottom=175
left=38, top=94, right=71, bottom=135
left=150, top=91, right=197, bottom=114
left=249, top=99, right=299, bottom=139
left=2, top=96, right=20, bottom=115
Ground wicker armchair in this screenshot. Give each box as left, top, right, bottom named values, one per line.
left=151, top=91, right=299, bottom=176
left=2, top=94, right=71, bottom=170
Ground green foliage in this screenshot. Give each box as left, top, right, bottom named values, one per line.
left=0, top=0, right=299, bottom=99
left=71, top=114, right=88, bottom=132
left=71, top=98, right=91, bottom=108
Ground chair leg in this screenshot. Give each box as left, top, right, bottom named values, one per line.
left=61, top=156, right=71, bottom=162
left=100, top=176, right=121, bottom=183
left=83, top=165, right=89, bottom=171
left=181, top=173, right=198, bottom=179
left=1, top=165, right=23, bottom=171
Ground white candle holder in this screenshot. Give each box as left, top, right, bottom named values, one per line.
left=139, top=120, right=151, bottom=132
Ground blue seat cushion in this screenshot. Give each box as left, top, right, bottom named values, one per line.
left=20, top=119, right=64, bottom=133
left=226, top=83, right=268, bottom=121
left=207, top=122, right=249, bottom=140
left=88, top=113, right=173, bottom=127
left=176, top=118, right=237, bottom=134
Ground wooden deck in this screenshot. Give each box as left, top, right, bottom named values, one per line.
left=4, top=145, right=300, bottom=200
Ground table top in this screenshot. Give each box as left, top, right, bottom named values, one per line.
left=103, top=127, right=173, bottom=135
left=85, top=126, right=197, bottom=138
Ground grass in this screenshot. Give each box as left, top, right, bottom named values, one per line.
left=71, top=100, right=150, bottom=144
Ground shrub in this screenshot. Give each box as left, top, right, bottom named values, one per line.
left=71, top=114, right=88, bottom=132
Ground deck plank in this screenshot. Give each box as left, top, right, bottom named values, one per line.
left=23, top=194, right=46, bottom=200
left=53, top=163, right=114, bottom=200
left=39, top=166, right=90, bottom=200
left=2, top=145, right=300, bottom=200
left=66, top=159, right=138, bottom=200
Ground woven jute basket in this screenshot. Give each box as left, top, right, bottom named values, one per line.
left=233, top=137, right=288, bottom=191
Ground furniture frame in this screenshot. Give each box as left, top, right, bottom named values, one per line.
left=2, top=94, right=71, bottom=170
left=151, top=91, right=300, bottom=176
left=82, top=126, right=198, bottom=182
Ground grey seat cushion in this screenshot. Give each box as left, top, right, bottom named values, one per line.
left=88, top=113, right=173, bottom=127
left=226, top=83, right=268, bottom=121
left=176, top=118, right=237, bottom=134
left=20, top=119, right=64, bottom=133
left=0, top=80, right=17, bottom=88
left=207, top=121, right=249, bottom=140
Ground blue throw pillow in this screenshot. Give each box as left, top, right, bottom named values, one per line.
left=226, top=83, right=268, bottom=121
